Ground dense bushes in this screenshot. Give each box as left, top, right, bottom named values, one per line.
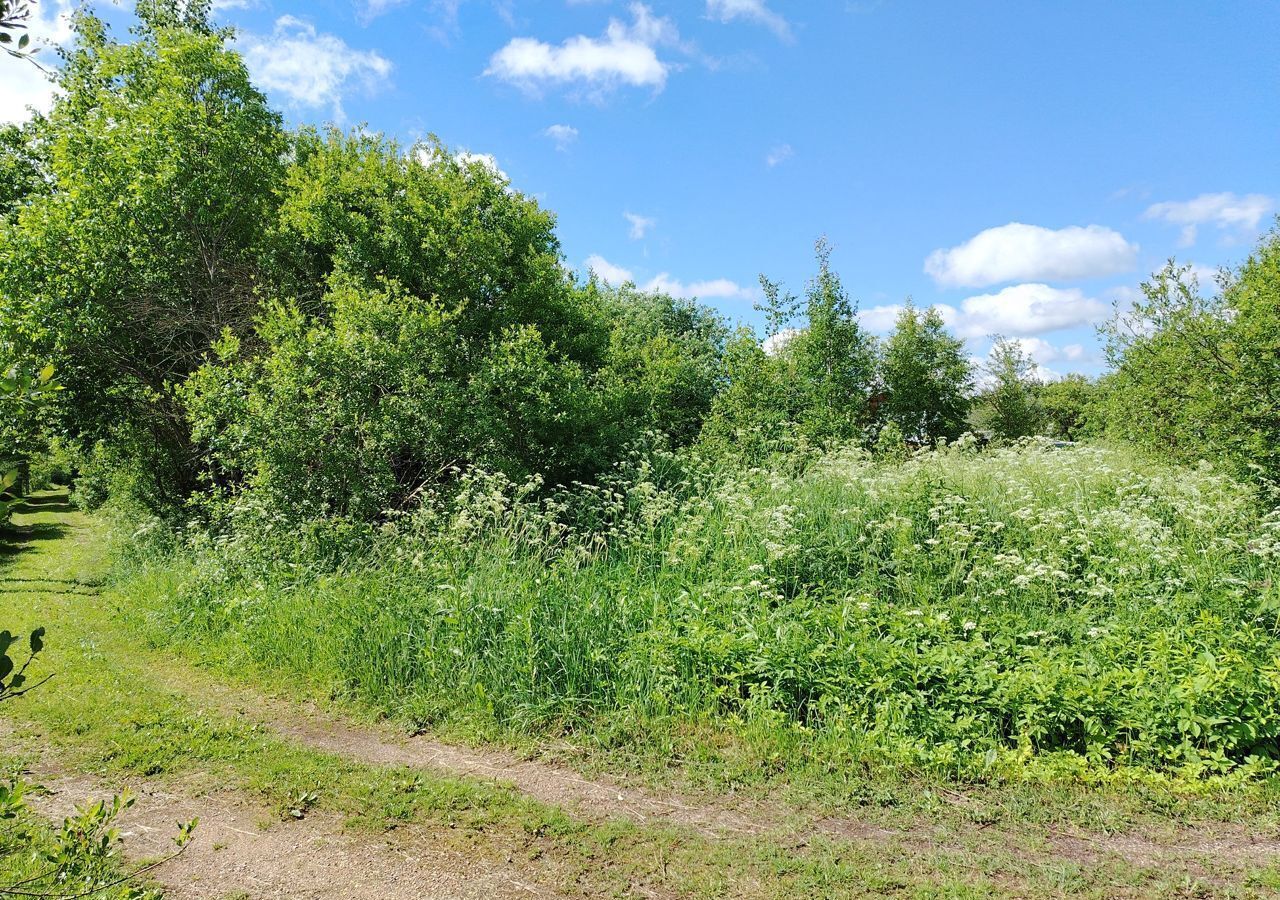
left=1101, top=230, right=1280, bottom=487
left=0, top=6, right=285, bottom=507
left=126, top=442, right=1280, bottom=778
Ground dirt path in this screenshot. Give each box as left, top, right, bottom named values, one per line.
left=125, top=669, right=1280, bottom=885
left=28, top=767, right=551, bottom=900
left=223, top=693, right=771, bottom=838
left=2, top=495, right=565, bottom=900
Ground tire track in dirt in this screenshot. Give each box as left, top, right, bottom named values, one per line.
left=206, top=688, right=1280, bottom=877
left=24, top=765, right=560, bottom=900
left=265, top=705, right=769, bottom=837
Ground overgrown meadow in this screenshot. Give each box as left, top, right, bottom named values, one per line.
left=4, top=3, right=1280, bottom=832
left=116, top=439, right=1280, bottom=785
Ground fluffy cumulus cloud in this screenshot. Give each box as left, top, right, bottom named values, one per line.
left=925, top=223, right=1138, bottom=288
left=485, top=3, right=679, bottom=96
left=644, top=272, right=754, bottom=300
left=413, top=145, right=509, bottom=182
left=584, top=254, right=634, bottom=285
left=543, top=123, right=579, bottom=150
left=979, top=337, right=1093, bottom=384
left=705, top=0, right=792, bottom=40
left=239, top=17, right=392, bottom=119
left=762, top=327, right=800, bottom=356
left=1186, top=262, right=1224, bottom=293
left=1, top=0, right=74, bottom=125
left=624, top=211, right=656, bottom=239
left=582, top=255, right=752, bottom=300
left=453, top=151, right=509, bottom=181
left=954, top=283, right=1107, bottom=338
left=1005, top=336, right=1089, bottom=367
left=1143, top=192, right=1275, bottom=246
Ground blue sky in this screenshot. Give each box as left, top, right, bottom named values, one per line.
left=7, top=0, right=1279, bottom=376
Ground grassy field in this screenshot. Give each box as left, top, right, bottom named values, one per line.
left=127, top=442, right=1280, bottom=789
left=8, top=443, right=1280, bottom=897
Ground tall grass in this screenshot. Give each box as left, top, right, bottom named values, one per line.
left=117, top=440, right=1280, bottom=779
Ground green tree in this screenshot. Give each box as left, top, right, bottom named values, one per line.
left=976, top=336, right=1044, bottom=441
left=184, top=133, right=672, bottom=523
left=787, top=237, right=878, bottom=443
left=595, top=281, right=728, bottom=446
left=1039, top=374, right=1098, bottom=441
left=0, top=124, right=44, bottom=219
left=1222, top=228, right=1280, bottom=481
left=0, top=2, right=286, bottom=509
left=0, top=362, right=58, bottom=521
left=703, top=239, right=876, bottom=456
left=880, top=301, right=971, bottom=444
left=267, top=129, right=602, bottom=364
left=1100, top=229, right=1280, bottom=484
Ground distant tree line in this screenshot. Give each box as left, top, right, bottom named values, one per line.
left=1, top=0, right=1277, bottom=527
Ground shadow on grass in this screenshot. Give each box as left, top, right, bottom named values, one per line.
left=0, top=523, right=69, bottom=549
left=0, top=490, right=75, bottom=572
left=0, top=573, right=100, bottom=596
left=19, top=496, right=75, bottom=513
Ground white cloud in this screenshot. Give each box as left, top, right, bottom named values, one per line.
left=643, top=272, right=754, bottom=300
left=414, top=145, right=510, bottom=183
left=0, top=0, right=74, bottom=126
left=582, top=254, right=752, bottom=300
left=543, top=124, right=579, bottom=150
left=766, top=143, right=793, bottom=167
left=954, top=283, right=1107, bottom=338
left=858, top=303, right=958, bottom=333
left=762, top=327, right=800, bottom=356
left=1186, top=263, right=1224, bottom=294
left=1008, top=336, right=1065, bottom=366
left=454, top=151, right=509, bottom=181
left=624, top=211, right=656, bottom=240
left=239, top=17, right=392, bottom=120
left=1143, top=192, right=1274, bottom=246
left=359, top=0, right=410, bottom=22
left=584, top=254, right=634, bottom=286
left=991, top=337, right=1097, bottom=381
left=925, top=223, right=1138, bottom=288
left=706, top=0, right=792, bottom=40
left=485, top=3, right=678, bottom=96
left=978, top=339, right=1061, bottom=383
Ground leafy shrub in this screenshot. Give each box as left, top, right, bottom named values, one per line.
left=1100, top=226, right=1280, bottom=487
left=0, top=773, right=195, bottom=898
